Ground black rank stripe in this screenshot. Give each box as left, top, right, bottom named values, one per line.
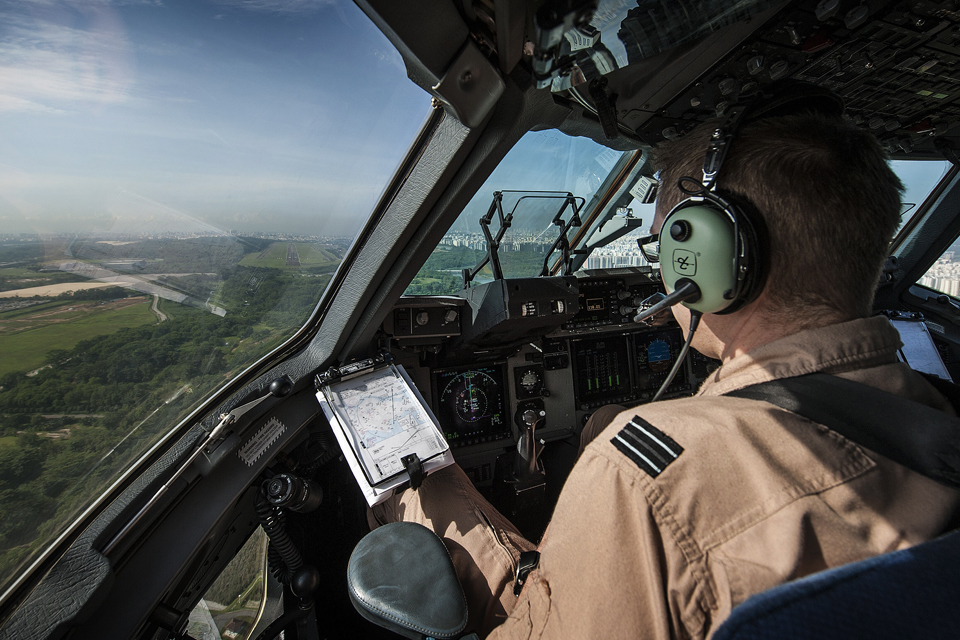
left=611, top=435, right=662, bottom=476
left=619, top=425, right=671, bottom=469
left=610, top=415, right=683, bottom=478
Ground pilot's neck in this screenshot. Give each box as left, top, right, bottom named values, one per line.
left=672, top=296, right=856, bottom=363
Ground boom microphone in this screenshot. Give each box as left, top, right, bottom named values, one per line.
left=633, top=278, right=702, bottom=325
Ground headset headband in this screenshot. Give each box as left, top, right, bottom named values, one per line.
left=701, top=104, right=751, bottom=190
left=657, top=81, right=845, bottom=315
left=701, top=81, right=845, bottom=191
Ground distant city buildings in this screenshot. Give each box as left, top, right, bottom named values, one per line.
left=582, top=234, right=652, bottom=270
left=439, top=231, right=552, bottom=252
left=920, top=252, right=960, bottom=297
left=0, top=232, right=350, bottom=243
left=438, top=230, right=652, bottom=270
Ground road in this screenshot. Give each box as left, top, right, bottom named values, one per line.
left=151, top=294, right=167, bottom=322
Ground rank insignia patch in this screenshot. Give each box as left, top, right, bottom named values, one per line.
left=610, top=416, right=683, bottom=477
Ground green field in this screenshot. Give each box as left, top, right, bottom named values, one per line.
left=0, top=300, right=74, bottom=320
left=295, top=243, right=338, bottom=265
left=0, top=268, right=38, bottom=279
left=0, top=300, right=157, bottom=377
left=0, top=268, right=87, bottom=293
left=238, top=242, right=337, bottom=269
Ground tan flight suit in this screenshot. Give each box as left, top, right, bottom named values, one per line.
left=373, top=316, right=960, bottom=639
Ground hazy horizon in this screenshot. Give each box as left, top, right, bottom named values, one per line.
left=0, top=0, right=430, bottom=237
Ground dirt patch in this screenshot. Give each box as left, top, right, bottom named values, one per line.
left=0, top=282, right=114, bottom=298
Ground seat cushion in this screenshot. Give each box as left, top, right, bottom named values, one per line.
left=348, top=522, right=468, bottom=639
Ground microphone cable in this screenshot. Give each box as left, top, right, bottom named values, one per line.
left=651, top=309, right=702, bottom=402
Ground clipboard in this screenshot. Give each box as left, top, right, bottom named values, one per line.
left=315, top=359, right=454, bottom=506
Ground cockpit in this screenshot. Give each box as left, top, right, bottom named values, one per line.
left=4, top=0, right=960, bottom=638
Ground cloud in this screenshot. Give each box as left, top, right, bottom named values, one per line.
left=0, top=94, right=68, bottom=115
left=212, top=0, right=336, bottom=14
left=0, top=3, right=135, bottom=114
left=371, top=47, right=404, bottom=72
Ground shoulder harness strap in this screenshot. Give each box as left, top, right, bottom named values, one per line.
left=725, top=373, right=960, bottom=489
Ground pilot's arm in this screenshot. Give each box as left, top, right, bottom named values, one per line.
left=490, top=417, right=711, bottom=640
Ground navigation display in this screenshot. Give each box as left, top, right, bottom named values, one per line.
left=635, top=328, right=686, bottom=394
left=572, top=335, right=631, bottom=407
left=432, top=364, right=510, bottom=447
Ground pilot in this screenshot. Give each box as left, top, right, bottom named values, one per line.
left=372, top=97, right=960, bottom=638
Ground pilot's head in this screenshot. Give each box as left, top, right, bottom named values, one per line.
left=652, top=113, right=903, bottom=330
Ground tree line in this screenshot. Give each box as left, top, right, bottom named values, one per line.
left=0, top=266, right=331, bottom=586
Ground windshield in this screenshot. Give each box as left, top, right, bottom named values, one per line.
left=0, top=0, right=428, bottom=595
left=407, top=130, right=633, bottom=294
left=892, top=160, right=952, bottom=235
left=409, top=145, right=951, bottom=299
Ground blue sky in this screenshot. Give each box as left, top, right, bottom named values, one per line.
left=0, top=0, right=430, bottom=236
left=0, top=1, right=949, bottom=240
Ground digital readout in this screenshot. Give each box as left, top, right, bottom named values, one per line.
left=586, top=298, right=605, bottom=311
left=572, top=336, right=630, bottom=403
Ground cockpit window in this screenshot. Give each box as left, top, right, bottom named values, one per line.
left=0, top=0, right=428, bottom=595
left=892, top=160, right=952, bottom=236
left=406, top=130, right=631, bottom=295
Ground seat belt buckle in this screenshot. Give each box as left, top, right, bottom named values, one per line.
left=513, top=550, right=540, bottom=596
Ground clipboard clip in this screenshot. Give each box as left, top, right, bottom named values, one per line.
left=401, top=453, right=425, bottom=491
left=316, top=351, right=397, bottom=388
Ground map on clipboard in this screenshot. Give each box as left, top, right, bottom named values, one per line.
left=316, top=364, right=454, bottom=506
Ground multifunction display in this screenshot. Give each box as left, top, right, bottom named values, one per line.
left=571, top=336, right=631, bottom=407
left=571, top=328, right=691, bottom=408
left=635, top=327, right=686, bottom=397
left=432, top=364, right=510, bottom=448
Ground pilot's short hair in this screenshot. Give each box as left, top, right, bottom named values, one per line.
left=653, top=113, right=904, bottom=320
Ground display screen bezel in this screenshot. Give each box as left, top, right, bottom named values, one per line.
left=570, top=334, right=633, bottom=404
left=633, top=326, right=687, bottom=393
left=431, top=362, right=511, bottom=446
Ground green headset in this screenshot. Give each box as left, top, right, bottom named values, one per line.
left=657, top=83, right=844, bottom=315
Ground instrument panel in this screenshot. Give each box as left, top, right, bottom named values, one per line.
left=571, top=326, right=690, bottom=410
left=384, top=268, right=717, bottom=485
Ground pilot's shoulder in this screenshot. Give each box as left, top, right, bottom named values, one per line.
left=588, top=394, right=873, bottom=494
left=589, top=395, right=763, bottom=474
left=580, top=395, right=876, bottom=552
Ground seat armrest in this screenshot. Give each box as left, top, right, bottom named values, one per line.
left=347, top=522, right=468, bottom=639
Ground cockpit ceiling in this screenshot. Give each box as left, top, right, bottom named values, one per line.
left=502, top=0, right=960, bottom=159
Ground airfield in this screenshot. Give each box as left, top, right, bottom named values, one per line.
left=0, top=297, right=157, bottom=377
left=0, top=235, right=346, bottom=590
left=0, top=237, right=342, bottom=378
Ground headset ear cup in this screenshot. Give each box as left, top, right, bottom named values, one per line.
left=658, top=193, right=766, bottom=315
left=714, top=192, right=767, bottom=315
left=659, top=201, right=740, bottom=314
